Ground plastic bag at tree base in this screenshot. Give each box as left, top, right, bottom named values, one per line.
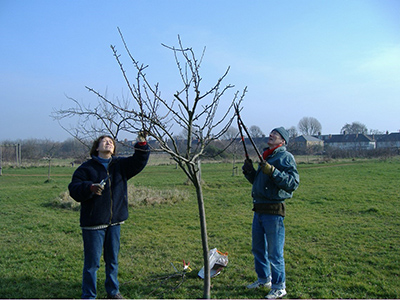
left=198, top=248, right=228, bottom=279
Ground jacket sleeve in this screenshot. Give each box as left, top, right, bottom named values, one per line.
left=121, top=142, right=150, bottom=179
left=244, top=168, right=257, bottom=184
left=68, top=165, right=94, bottom=203
left=271, top=155, right=299, bottom=193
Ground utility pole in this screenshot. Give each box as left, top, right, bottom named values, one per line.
left=16, top=144, right=19, bottom=166
left=18, top=143, right=21, bottom=166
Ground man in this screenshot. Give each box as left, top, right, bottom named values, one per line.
left=242, top=127, right=299, bottom=299
left=69, top=132, right=150, bottom=299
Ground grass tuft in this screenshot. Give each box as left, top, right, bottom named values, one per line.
left=49, top=186, right=190, bottom=211
left=128, top=185, right=190, bottom=207
left=50, top=191, right=80, bottom=211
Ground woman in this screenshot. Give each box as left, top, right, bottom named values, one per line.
left=69, top=133, right=149, bottom=299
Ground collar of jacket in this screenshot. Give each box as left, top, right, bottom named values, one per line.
left=91, top=155, right=113, bottom=163
left=262, top=145, right=286, bottom=159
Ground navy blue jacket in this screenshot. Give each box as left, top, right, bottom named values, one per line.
left=68, top=142, right=150, bottom=227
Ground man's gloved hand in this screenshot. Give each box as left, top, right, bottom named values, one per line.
left=242, top=158, right=255, bottom=174
left=260, top=160, right=275, bottom=176
left=90, top=183, right=104, bottom=195
left=137, top=130, right=148, bottom=143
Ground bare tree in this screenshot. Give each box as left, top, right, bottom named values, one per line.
left=287, top=126, right=298, bottom=140
left=341, top=122, right=368, bottom=134
left=298, top=117, right=322, bottom=135
left=42, top=139, right=61, bottom=182
left=249, top=125, right=264, bottom=138
left=52, top=30, right=246, bottom=298
left=369, top=128, right=384, bottom=135
left=0, top=146, right=2, bottom=176
left=222, top=126, right=239, bottom=141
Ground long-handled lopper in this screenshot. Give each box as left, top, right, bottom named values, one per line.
left=234, top=104, right=264, bottom=163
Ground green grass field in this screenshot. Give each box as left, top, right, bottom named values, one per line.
left=0, top=157, right=399, bottom=299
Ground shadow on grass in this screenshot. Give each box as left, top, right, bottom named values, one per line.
left=120, top=269, right=270, bottom=299
left=0, top=275, right=81, bottom=299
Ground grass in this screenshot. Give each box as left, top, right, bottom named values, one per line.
left=0, top=157, right=399, bottom=299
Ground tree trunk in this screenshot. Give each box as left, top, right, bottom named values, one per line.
left=195, top=161, right=210, bottom=298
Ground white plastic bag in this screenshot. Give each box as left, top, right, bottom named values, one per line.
left=198, top=248, right=228, bottom=279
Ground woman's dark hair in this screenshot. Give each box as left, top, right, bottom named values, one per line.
left=90, top=135, right=116, bottom=157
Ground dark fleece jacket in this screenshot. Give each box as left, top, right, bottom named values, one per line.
left=68, top=142, right=150, bottom=227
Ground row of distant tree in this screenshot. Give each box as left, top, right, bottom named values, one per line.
left=1, top=138, right=89, bottom=164
left=295, top=117, right=383, bottom=136
left=0, top=119, right=384, bottom=164
left=223, top=118, right=383, bottom=140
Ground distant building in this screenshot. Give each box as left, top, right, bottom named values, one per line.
left=374, top=132, right=400, bottom=149
left=321, top=133, right=376, bottom=150
left=292, top=135, right=324, bottom=152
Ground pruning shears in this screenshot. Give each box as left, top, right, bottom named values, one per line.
left=234, top=104, right=264, bottom=163
left=99, top=175, right=109, bottom=189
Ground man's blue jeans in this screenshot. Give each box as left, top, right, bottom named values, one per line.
left=252, top=212, right=286, bottom=289
left=81, top=225, right=121, bottom=299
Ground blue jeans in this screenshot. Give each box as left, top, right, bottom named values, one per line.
left=252, top=212, right=286, bottom=289
left=81, top=225, right=121, bottom=299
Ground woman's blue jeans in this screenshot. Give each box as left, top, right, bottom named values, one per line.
left=252, top=212, right=286, bottom=289
left=81, top=225, right=121, bottom=299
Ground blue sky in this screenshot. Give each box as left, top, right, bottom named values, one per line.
left=1, top=0, right=399, bottom=141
